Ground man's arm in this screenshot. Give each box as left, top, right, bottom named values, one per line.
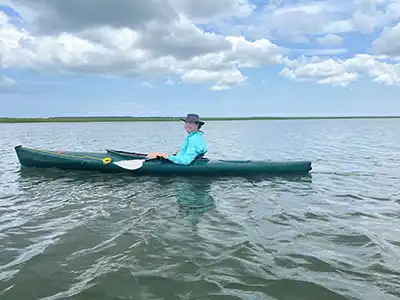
left=172, top=147, right=180, bottom=156
left=146, top=137, right=187, bottom=160
left=167, top=139, right=203, bottom=165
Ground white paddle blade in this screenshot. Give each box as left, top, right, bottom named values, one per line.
left=114, top=159, right=145, bottom=170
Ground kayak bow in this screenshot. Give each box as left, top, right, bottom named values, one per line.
left=14, top=145, right=312, bottom=176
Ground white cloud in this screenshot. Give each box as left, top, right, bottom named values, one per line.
left=165, top=79, right=175, bottom=85
left=318, top=72, right=359, bottom=86
left=292, top=48, right=348, bottom=56
left=171, top=0, right=255, bottom=24
left=281, top=54, right=400, bottom=86
left=345, top=54, right=400, bottom=85
left=223, top=0, right=400, bottom=42
left=0, top=75, right=16, bottom=86
left=8, top=0, right=177, bottom=34
left=0, top=1, right=287, bottom=90
left=142, top=81, right=156, bottom=89
left=372, top=22, right=400, bottom=57
left=280, top=58, right=357, bottom=86
left=0, top=11, right=8, bottom=25
left=1, top=0, right=400, bottom=92
left=136, top=18, right=232, bottom=60
left=181, top=69, right=247, bottom=91
left=316, top=34, right=344, bottom=48
left=0, top=75, right=17, bottom=93
left=261, top=1, right=343, bottom=41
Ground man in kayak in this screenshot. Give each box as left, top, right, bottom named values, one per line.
left=146, top=114, right=207, bottom=165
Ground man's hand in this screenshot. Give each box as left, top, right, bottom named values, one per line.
left=146, top=152, right=169, bottom=160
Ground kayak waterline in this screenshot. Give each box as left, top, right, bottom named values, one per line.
left=14, top=145, right=312, bottom=176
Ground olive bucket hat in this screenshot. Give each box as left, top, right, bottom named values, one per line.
left=180, top=113, right=205, bottom=126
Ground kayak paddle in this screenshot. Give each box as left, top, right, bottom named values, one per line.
left=113, top=159, right=145, bottom=170
left=113, top=155, right=167, bottom=170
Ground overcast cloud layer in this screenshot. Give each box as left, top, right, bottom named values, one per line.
left=1, top=0, right=400, bottom=92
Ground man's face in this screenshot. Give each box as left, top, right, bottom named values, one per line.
left=184, top=121, right=198, bottom=133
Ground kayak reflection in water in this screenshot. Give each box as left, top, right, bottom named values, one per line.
left=146, top=113, right=208, bottom=165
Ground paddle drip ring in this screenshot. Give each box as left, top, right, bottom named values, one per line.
left=102, top=157, right=112, bottom=164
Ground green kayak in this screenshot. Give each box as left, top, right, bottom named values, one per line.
left=14, top=145, right=312, bottom=176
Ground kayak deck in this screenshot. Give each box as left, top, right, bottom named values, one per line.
left=14, top=145, right=312, bottom=176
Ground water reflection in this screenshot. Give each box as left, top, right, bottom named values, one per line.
left=174, top=178, right=216, bottom=216
left=15, top=168, right=312, bottom=221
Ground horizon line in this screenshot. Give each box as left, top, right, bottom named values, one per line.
left=1, top=115, right=400, bottom=123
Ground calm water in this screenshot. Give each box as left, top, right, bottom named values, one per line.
left=0, top=119, right=399, bottom=300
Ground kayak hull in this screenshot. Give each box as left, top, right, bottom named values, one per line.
left=14, top=145, right=312, bottom=176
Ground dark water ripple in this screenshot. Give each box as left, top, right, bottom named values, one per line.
left=0, top=119, right=400, bottom=300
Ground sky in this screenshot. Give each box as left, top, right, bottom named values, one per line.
left=1, top=0, right=400, bottom=117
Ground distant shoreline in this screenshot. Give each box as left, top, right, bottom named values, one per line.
left=1, top=116, right=400, bottom=123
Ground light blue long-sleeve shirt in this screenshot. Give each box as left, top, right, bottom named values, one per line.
left=168, top=131, right=207, bottom=165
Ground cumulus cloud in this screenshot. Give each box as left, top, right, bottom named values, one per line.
left=0, top=11, right=8, bottom=25
left=372, top=22, right=400, bottom=57
left=0, top=0, right=287, bottom=90
left=241, top=1, right=344, bottom=42
left=280, top=58, right=358, bottom=86
left=225, top=0, right=400, bottom=41
left=0, top=75, right=16, bottom=93
left=171, top=0, right=255, bottom=24
left=1, top=0, right=400, bottom=91
left=281, top=54, right=400, bottom=86
left=316, top=34, right=344, bottom=48
left=291, top=48, right=348, bottom=56
left=8, top=0, right=177, bottom=34
left=181, top=69, right=246, bottom=90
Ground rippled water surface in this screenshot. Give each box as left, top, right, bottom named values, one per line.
left=1, top=119, right=400, bottom=300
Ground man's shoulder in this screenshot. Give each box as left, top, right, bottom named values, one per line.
left=190, top=132, right=206, bottom=140
left=189, top=132, right=206, bottom=145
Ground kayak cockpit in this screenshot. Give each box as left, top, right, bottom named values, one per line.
left=106, top=149, right=210, bottom=162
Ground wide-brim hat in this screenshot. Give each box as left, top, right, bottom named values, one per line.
left=180, top=113, right=205, bottom=126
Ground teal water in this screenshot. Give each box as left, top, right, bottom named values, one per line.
left=0, top=119, right=399, bottom=300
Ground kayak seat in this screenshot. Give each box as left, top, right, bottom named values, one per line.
left=195, top=153, right=205, bottom=159
left=194, top=152, right=209, bottom=161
